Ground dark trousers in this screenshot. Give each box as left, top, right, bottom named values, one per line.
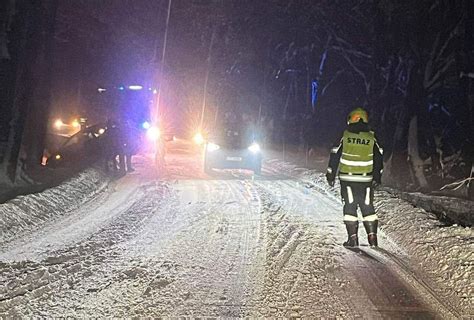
left=340, top=181, right=375, bottom=221
left=125, top=153, right=133, bottom=171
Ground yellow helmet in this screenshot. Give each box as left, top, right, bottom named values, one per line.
left=347, top=107, right=368, bottom=124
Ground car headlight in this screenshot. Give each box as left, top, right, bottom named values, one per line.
left=54, top=119, right=63, bottom=130
left=207, top=142, right=220, bottom=152
left=248, top=142, right=261, bottom=153
left=146, top=126, right=161, bottom=141
left=193, top=132, right=205, bottom=145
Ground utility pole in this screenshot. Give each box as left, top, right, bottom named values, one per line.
left=152, top=0, right=172, bottom=123
left=199, top=27, right=216, bottom=132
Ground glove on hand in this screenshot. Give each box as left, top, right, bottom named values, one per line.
left=326, top=173, right=335, bottom=187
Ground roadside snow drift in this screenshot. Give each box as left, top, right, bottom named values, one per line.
left=0, top=168, right=108, bottom=245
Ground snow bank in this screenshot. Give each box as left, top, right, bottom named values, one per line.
left=0, top=168, right=109, bottom=245
left=388, top=189, right=473, bottom=227
left=375, top=191, right=473, bottom=313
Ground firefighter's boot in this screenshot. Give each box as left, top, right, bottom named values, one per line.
left=363, top=221, right=378, bottom=247
left=343, top=221, right=359, bottom=247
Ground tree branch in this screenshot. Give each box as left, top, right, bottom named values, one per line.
left=321, top=69, right=345, bottom=96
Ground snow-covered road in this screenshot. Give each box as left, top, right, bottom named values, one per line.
left=0, top=140, right=469, bottom=318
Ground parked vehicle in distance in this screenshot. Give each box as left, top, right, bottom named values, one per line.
left=204, top=123, right=262, bottom=175
left=46, top=124, right=108, bottom=168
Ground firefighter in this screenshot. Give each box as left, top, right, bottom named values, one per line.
left=326, top=107, right=383, bottom=247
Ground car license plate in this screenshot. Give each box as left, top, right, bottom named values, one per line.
left=226, top=156, right=242, bottom=161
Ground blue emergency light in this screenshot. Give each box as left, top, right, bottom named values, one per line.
left=142, top=121, right=151, bottom=129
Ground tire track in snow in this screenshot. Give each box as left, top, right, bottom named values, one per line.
left=254, top=181, right=359, bottom=318
left=165, top=179, right=262, bottom=317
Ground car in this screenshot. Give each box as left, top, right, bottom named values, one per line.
left=204, top=125, right=262, bottom=175
left=46, top=124, right=108, bottom=168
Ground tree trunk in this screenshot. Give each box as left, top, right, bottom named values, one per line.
left=407, top=116, right=429, bottom=190
left=393, top=63, right=433, bottom=191
left=468, top=164, right=474, bottom=201
left=1, top=1, right=42, bottom=183
left=384, top=103, right=411, bottom=188
left=22, top=0, right=58, bottom=170
left=0, top=1, right=58, bottom=183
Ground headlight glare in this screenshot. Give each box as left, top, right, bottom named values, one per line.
left=54, top=119, right=63, bottom=129
left=248, top=142, right=261, bottom=153
left=146, top=126, right=161, bottom=141
left=207, top=142, right=220, bottom=152
left=193, top=132, right=205, bottom=145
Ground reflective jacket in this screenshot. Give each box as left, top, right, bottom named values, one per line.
left=327, top=121, right=383, bottom=183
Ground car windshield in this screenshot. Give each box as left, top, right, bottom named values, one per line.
left=211, top=122, right=258, bottom=149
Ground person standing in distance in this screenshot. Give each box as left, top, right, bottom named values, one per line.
left=326, top=108, right=384, bottom=247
